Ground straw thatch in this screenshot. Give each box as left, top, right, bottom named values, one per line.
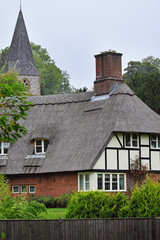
left=3, top=83, right=160, bottom=175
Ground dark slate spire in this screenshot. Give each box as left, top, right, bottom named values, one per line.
left=4, top=10, right=40, bottom=76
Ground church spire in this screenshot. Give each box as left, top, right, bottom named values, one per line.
left=4, top=10, right=39, bottom=76
left=4, top=10, right=41, bottom=96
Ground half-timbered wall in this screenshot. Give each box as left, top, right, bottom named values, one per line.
left=94, top=132, right=160, bottom=171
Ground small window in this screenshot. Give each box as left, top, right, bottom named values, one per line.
left=21, top=185, right=28, bottom=193
left=0, top=142, right=10, bottom=155
left=34, top=139, right=49, bottom=154
left=79, top=174, right=90, bottom=191
left=29, top=185, right=36, bottom=193
left=125, top=133, right=138, bottom=148
left=12, top=186, right=19, bottom=193
left=151, top=134, right=160, bottom=149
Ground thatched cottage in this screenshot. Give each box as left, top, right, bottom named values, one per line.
left=2, top=10, right=160, bottom=196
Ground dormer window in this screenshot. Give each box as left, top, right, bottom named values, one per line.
left=151, top=134, right=160, bottom=149
left=34, top=139, right=49, bottom=154
left=125, top=133, right=138, bottom=148
left=0, top=142, right=10, bottom=155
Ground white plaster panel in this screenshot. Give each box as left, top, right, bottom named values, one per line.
left=107, top=150, right=117, bottom=169
left=151, top=151, right=160, bottom=170
left=141, top=160, right=150, bottom=170
left=93, top=151, right=105, bottom=169
left=140, top=134, right=149, bottom=145
left=117, top=133, right=123, bottom=147
left=130, top=150, right=139, bottom=166
left=141, top=147, right=149, bottom=158
left=107, top=135, right=121, bottom=148
left=119, top=150, right=128, bottom=170
left=130, top=150, right=139, bottom=161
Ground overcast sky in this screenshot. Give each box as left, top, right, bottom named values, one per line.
left=1, top=0, right=160, bottom=89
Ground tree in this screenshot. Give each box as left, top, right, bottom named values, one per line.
left=31, top=42, right=73, bottom=95
left=0, top=47, right=9, bottom=72
left=0, top=72, right=32, bottom=142
left=0, top=44, right=73, bottom=95
left=123, top=57, right=160, bottom=114
left=73, top=87, right=88, bottom=93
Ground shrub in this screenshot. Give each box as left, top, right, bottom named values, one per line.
left=0, top=196, right=46, bottom=219
left=29, top=192, right=74, bottom=208
left=99, top=192, right=127, bottom=218
left=56, top=192, right=74, bottom=208
left=29, top=195, right=57, bottom=208
left=66, top=191, right=127, bottom=219
left=119, top=175, right=160, bottom=217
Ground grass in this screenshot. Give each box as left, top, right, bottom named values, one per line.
left=39, top=208, right=66, bottom=219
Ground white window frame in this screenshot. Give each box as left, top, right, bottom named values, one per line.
left=29, top=185, right=36, bottom=193
left=34, top=139, right=49, bottom=154
left=0, top=142, right=10, bottom=155
left=150, top=134, right=160, bottom=149
left=97, top=173, right=126, bottom=192
left=12, top=186, right=19, bottom=193
left=78, top=173, right=90, bottom=191
left=125, top=133, right=139, bottom=148
left=21, top=185, right=28, bottom=193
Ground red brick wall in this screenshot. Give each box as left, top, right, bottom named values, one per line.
left=126, top=172, right=160, bottom=194
left=94, top=78, right=124, bottom=95
left=8, top=172, right=78, bottom=197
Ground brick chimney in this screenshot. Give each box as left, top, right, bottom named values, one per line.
left=94, top=51, right=124, bottom=95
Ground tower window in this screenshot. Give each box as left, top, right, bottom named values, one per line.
left=22, top=78, right=30, bottom=91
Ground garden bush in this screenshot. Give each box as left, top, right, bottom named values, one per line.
left=119, top=175, right=160, bottom=217
left=0, top=196, right=46, bottom=219
left=29, top=195, right=57, bottom=208
left=29, top=192, right=74, bottom=208
left=66, top=191, right=127, bottom=219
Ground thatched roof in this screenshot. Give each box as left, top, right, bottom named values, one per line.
left=4, top=84, right=160, bottom=175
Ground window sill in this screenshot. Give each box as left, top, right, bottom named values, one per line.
left=24, top=154, right=45, bottom=167
left=0, top=155, right=8, bottom=166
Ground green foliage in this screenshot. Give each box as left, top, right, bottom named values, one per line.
left=73, top=87, right=88, bottom=93
left=0, top=196, right=46, bottom=219
left=0, top=173, right=46, bottom=219
left=123, top=57, right=160, bottom=114
left=0, top=72, right=32, bottom=142
left=119, top=176, right=160, bottom=217
left=99, top=193, right=127, bottom=218
left=1, top=232, right=5, bottom=240
left=29, top=195, right=57, bottom=208
left=31, top=42, right=72, bottom=95
left=56, top=192, right=73, bottom=208
left=0, top=172, right=10, bottom=202
left=66, top=191, right=127, bottom=219
left=29, top=192, right=73, bottom=208
left=0, top=47, right=9, bottom=70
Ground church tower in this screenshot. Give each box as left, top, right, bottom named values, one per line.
left=4, top=10, right=40, bottom=96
